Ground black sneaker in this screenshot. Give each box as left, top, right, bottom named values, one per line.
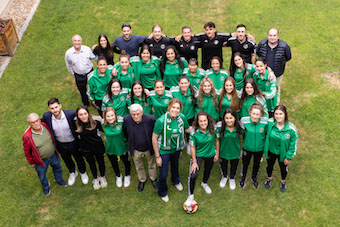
left=44, top=188, right=51, bottom=196
left=280, top=182, right=286, bottom=193
left=251, top=177, right=259, bottom=189
left=264, top=179, right=272, bottom=189
left=239, top=177, right=246, bottom=188
left=57, top=180, right=67, bottom=187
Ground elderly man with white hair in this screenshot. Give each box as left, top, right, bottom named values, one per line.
left=65, top=34, right=97, bottom=106
left=22, top=113, right=66, bottom=196
left=123, top=104, right=158, bottom=192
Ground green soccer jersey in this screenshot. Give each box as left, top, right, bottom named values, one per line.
left=116, top=67, right=135, bottom=89
left=149, top=90, right=173, bottom=119
left=240, top=94, right=268, bottom=118
left=233, top=64, right=256, bottom=92
left=87, top=66, right=113, bottom=101
left=162, top=58, right=188, bottom=88
left=206, top=69, right=229, bottom=92
left=196, top=93, right=220, bottom=121
left=217, top=121, right=242, bottom=160
left=153, top=112, right=190, bottom=154
left=170, top=86, right=197, bottom=120
left=103, top=121, right=128, bottom=156
left=189, top=128, right=216, bottom=158
left=102, top=88, right=130, bottom=118
left=264, top=118, right=298, bottom=162
left=183, top=68, right=206, bottom=91
left=253, top=70, right=277, bottom=112
left=240, top=116, right=268, bottom=152
left=127, top=95, right=152, bottom=114
left=219, top=94, right=240, bottom=118
left=130, top=56, right=161, bottom=89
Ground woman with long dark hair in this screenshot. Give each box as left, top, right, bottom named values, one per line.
left=264, top=105, right=298, bottom=192
left=196, top=77, right=219, bottom=121
left=183, top=58, right=206, bottom=91
left=115, top=51, right=135, bottom=89
left=205, top=56, right=229, bottom=91
left=92, top=33, right=119, bottom=65
left=218, top=77, right=240, bottom=118
left=76, top=105, right=106, bottom=190
left=149, top=79, right=173, bottom=119
left=127, top=80, right=151, bottom=114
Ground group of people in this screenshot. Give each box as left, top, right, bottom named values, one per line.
left=23, top=22, right=298, bottom=206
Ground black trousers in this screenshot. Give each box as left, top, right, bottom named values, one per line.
left=56, top=140, right=86, bottom=174
left=266, top=151, right=288, bottom=180
left=82, top=144, right=105, bottom=179
left=241, top=150, right=263, bottom=179
left=74, top=70, right=92, bottom=106
left=220, top=158, right=239, bottom=179
left=188, top=156, right=214, bottom=195
left=185, top=117, right=195, bottom=142
left=94, top=99, right=103, bottom=116
left=107, top=153, right=131, bottom=177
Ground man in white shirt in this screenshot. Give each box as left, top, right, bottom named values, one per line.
left=41, top=98, right=89, bottom=186
left=65, top=34, right=97, bottom=106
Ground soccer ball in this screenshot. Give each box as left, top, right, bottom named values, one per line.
left=183, top=200, right=198, bottom=214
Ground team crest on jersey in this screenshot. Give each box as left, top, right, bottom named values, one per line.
left=196, top=79, right=200, bottom=84
left=120, top=96, right=125, bottom=101
left=132, top=73, right=135, bottom=78
left=214, top=40, right=219, bottom=45
left=204, top=40, right=208, bottom=43
left=145, top=102, right=149, bottom=107
left=220, top=76, right=225, bottom=81
left=173, top=129, right=178, bottom=133
left=150, top=44, right=153, bottom=47
left=285, top=134, right=291, bottom=139
left=190, top=45, right=195, bottom=50
left=175, top=65, right=179, bottom=68
left=259, top=128, right=265, bottom=133
left=243, top=44, right=248, bottom=49
left=161, top=44, right=166, bottom=49
left=188, top=97, right=192, bottom=101
left=266, top=82, right=270, bottom=86
left=115, top=124, right=122, bottom=130
left=164, top=99, right=169, bottom=104
left=180, top=44, right=184, bottom=48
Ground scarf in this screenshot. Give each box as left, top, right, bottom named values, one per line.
left=162, top=112, right=186, bottom=151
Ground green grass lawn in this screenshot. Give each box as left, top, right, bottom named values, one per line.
left=0, top=0, right=339, bottom=226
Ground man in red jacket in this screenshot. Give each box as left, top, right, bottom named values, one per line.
left=23, top=113, right=66, bottom=196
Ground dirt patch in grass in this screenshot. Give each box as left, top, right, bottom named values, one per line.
left=322, top=71, right=340, bottom=89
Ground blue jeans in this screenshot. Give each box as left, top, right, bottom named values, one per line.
left=35, top=153, right=63, bottom=190
left=158, top=151, right=180, bottom=197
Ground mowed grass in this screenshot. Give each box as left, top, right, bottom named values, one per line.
left=0, top=0, right=339, bottom=226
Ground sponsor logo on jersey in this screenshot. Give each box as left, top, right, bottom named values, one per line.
left=285, top=134, right=291, bottom=139
left=164, top=99, right=169, bottom=104
left=259, top=128, right=265, bottom=133
left=190, top=45, right=195, bottom=50
left=243, top=44, right=248, bottom=49
left=214, top=40, right=219, bottom=45
left=161, top=44, right=166, bottom=49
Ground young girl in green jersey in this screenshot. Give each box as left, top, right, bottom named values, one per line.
left=127, top=80, right=151, bottom=114
left=254, top=57, right=277, bottom=118
left=205, top=56, right=229, bottom=92
left=239, top=78, right=268, bottom=118
left=102, top=78, right=130, bottom=120
left=183, top=58, right=206, bottom=91
left=196, top=77, right=219, bottom=121
left=218, top=77, right=240, bottom=118
left=149, top=79, right=173, bottom=119
left=152, top=98, right=192, bottom=202
left=218, top=109, right=242, bottom=190
left=229, top=52, right=256, bottom=96
left=116, top=51, right=135, bottom=89
left=239, top=102, right=268, bottom=188
left=160, top=46, right=188, bottom=89
left=103, top=107, right=131, bottom=188
left=264, top=105, right=298, bottom=193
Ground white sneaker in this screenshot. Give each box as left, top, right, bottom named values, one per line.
left=229, top=179, right=236, bottom=190
left=184, top=194, right=194, bottom=207
left=80, top=172, right=89, bottom=185
left=186, top=145, right=191, bottom=155
left=219, top=177, right=228, bottom=188
left=161, top=195, right=169, bottom=202
left=116, top=174, right=123, bottom=188
left=99, top=176, right=108, bottom=188
left=124, top=175, right=131, bottom=188
left=92, top=179, right=100, bottom=190
left=68, top=171, right=78, bottom=186
left=201, top=182, right=212, bottom=194
left=174, top=182, right=183, bottom=191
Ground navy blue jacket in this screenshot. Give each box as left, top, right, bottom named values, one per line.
left=123, top=113, right=156, bottom=156
left=41, top=110, right=78, bottom=143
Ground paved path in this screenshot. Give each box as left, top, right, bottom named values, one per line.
left=0, top=0, right=14, bottom=16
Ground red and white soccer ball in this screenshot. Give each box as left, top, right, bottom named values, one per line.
left=183, top=200, right=198, bottom=214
